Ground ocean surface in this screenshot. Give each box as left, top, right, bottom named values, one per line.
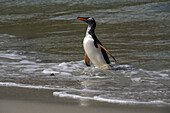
left=0, top=0, right=170, bottom=106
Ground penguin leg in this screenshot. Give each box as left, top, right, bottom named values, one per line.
left=85, top=52, right=90, bottom=66
left=98, top=44, right=117, bottom=62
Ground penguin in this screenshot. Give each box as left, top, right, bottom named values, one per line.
left=77, top=17, right=116, bottom=69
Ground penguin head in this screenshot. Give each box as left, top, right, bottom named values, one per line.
left=77, top=17, right=96, bottom=27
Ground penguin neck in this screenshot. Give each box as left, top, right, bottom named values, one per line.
left=86, top=24, right=96, bottom=37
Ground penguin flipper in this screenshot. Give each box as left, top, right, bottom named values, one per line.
left=85, top=52, right=90, bottom=66
left=98, top=43, right=117, bottom=62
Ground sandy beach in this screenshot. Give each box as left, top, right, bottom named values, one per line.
left=0, top=86, right=169, bottom=113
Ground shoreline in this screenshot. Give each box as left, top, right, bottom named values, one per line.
left=0, top=86, right=170, bottom=113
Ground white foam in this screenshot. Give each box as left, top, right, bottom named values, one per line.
left=0, top=34, right=16, bottom=38
left=93, top=76, right=106, bottom=78
left=42, top=69, right=59, bottom=74
left=53, top=92, right=88, bottom=99
left=0, top=49, right=170, bottom=106
left=0, top=51, right=27, bottom=60
left=0, top=81, right=169, bottom=105
left=139, top=69, right=170, bottom=78
left=0, top=82, right=58, bottom=90
left=0, top=82, right=102, bottom=93
left=60, top=72, right=72, bottom=76
left=159, top=73, right=169, bottom=77
left=131, top=78, right=141, bottom=82
left=53, top=91, right=169, bottom=105
left=19, top=60, right=36, bottom=64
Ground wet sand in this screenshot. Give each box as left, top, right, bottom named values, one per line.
left=0, top=86, right=169, bottom=113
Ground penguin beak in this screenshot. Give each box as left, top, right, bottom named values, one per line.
left=77, top=17, right=88, bottom=22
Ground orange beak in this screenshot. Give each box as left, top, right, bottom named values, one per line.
left=77, top=17, right=87, bottom=21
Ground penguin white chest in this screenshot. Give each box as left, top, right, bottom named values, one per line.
left=83, top=35, right=109, bottom=69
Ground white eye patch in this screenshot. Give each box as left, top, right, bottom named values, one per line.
left=88, top=17, right=93, bottom=21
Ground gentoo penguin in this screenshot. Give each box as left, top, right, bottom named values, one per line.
left=77, top=17, right=116, bottom=69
